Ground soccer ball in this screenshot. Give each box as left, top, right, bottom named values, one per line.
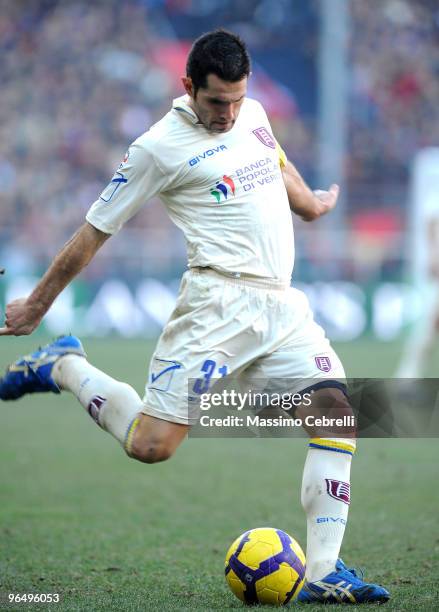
left=224, top=527, right=306, bottom=605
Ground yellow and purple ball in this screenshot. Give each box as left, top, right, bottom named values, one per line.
left=225, top=527, right=306, bottom=605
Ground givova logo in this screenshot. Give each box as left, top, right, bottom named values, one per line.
left=210, top=175, right=236, bottom=203
left=189, top=145, right=227, bottom=166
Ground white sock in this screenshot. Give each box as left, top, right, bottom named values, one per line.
left=301, top=438, right=356, bottom=582
left=52, top=354, right=143, bottom=450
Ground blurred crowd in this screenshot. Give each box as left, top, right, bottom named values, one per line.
left=0, top=0, right=438, bottom=281
left=1, top=0, right=177, bottom=278
left=348, top=0, right=439, bottom=206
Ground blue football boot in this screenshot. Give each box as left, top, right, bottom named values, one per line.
left=297, top=559, right=390, bottom=604
left=0, top=336, right=86, bottom=400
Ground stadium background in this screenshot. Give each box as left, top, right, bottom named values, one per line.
left=1, top=0, right=438, bottom=346
left=1, top=2, right=438, bottom=610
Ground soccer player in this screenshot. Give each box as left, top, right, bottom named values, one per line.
left=0, top=30, right=389, bottom=604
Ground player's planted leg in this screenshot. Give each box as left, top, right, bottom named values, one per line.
left=295, top=388, right=356, bottom=582
left=295, top=387, right=389, bottom=603
left=0, top=336, right=189, bottom=463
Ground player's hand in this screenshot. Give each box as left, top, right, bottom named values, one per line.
left=0, top=298, right=43, bottom=336
left=313, top=183, right=339, bottom=216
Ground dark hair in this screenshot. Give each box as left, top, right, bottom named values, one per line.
left=186, top=29, right=251, bottom=93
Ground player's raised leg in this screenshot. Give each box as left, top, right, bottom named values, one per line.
left=250, top=285, right=390, bottom=603
left=0, top=335, right=189, bottom=463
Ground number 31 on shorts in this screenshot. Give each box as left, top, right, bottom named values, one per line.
left=192, top=359, right=228, bottom=394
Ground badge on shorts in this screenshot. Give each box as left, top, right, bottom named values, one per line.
left=315, top=355, right=332, bottom=372
left=150, top=358, right=182, bottom=392
left=252, top=127, right=276, bottom=149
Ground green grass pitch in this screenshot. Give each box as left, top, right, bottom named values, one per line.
left=0, top=337, right=438, bottom=611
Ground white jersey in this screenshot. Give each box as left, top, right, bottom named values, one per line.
left=86, top=95, right=295, bottom=281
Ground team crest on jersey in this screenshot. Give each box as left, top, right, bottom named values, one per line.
left=121, top=149, right=130, bottom=165
left=315, top=355, right=332, bottom=372
left=325, top=479, right=350, bottom=505
left=210, top=175, right=236, bottom=203
left=252, top=127, right=276, bottom=149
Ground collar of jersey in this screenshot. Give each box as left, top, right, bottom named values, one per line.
left=172, top=95, right=201, bottom=125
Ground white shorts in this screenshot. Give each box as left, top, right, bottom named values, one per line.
left=142, top=269, right=346, bottom=425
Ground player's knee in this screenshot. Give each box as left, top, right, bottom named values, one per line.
left=125, top=412, right=189, bottom=464
left=325, top=393, right=355, bottom=434
left=298, top=387, right=356, bottom=437
left=129, top=430, right=177, bottom=463
left=332, top=393, right=354, bottom=419
left=128, top=436, right=175, bottom=464
left=129, top=443, right=174, bottom=464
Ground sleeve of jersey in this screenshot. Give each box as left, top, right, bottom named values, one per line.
left=86, top=141, right=168, bottom=235
left=253, top=99, right=288, bottom=169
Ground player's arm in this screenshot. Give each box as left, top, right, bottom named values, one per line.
left=0, top=222, right=109, bottom=336
left=0, top=139, right=168, bottom=337
left=281, top=159, right=339, bottom=222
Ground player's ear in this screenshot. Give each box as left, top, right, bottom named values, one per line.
left=181, top=76, right=194, bottom=98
